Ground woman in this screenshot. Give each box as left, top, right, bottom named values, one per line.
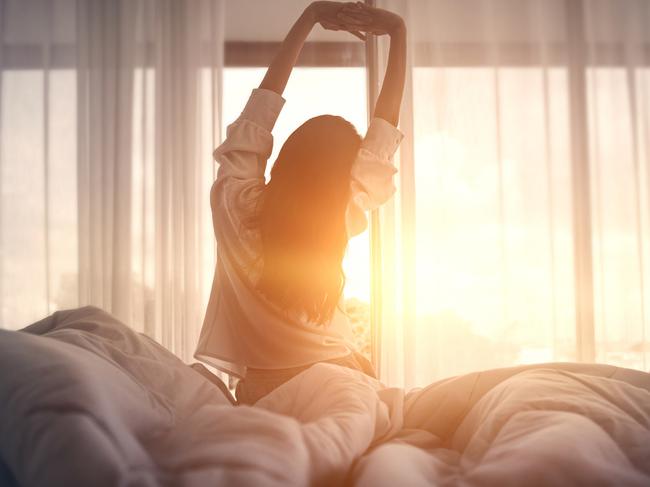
left=195, top=1, right=406, bottom=404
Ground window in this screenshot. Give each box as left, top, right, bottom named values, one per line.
left=222, top=66, right=372, bottom=357
left=1, top=69, right=78, bottom=329
left=406, top=66, right=577, bottom=382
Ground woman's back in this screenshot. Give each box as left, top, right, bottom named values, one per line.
left=194, top=2, right=406, bottom=404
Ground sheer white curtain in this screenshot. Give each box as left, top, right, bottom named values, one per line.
left=0, top=0, right=223, bottom=362
left=374, top=0, right=650, bottom=388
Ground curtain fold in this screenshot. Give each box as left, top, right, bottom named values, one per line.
left=0, top=0, right=224, bottom=362
left=76, top=0, right=136, bottom=322
left=376, top=0, right=650, bottom=387
left=584, top=0, right=650, bottom=370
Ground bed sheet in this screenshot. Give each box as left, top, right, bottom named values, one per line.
left=1, top=306, right=649, bottom=486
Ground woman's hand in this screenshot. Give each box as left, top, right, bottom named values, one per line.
left=308, top=1, right=372, bottom=41
left=343, top=4, right=405, bottom=126
left=259, top=2, right=372, bottom=95
left=338, top=3, right=405, bottom=37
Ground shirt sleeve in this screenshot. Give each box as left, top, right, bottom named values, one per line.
left=210, top=88, right=285, bottom=245
left=346, top=117, right=403, bottom=236
left=213, top=88, right=285, bottom=182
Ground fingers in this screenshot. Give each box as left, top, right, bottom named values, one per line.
left=342, top=1, right=365, bottom=11
left=338, top=2, right=372, bottom=23
left=318, top=2, right=373, bottom=40
left=342, top=2, right=371, bottom=14
left=321, top=20, right=368, bottom=41
left=320, top=21, right=341, bottom=31
left=337, top=3, right=374, bottom=34
left=336, top=15, right=371, bottom=27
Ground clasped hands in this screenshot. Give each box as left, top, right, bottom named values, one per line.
left=308, top=1, right=405, bottom=41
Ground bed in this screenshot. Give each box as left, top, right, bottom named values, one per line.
left=1, top=306, right=649, bottom=486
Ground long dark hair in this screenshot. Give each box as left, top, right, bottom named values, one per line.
left=257, top=115, right=361, bottom=325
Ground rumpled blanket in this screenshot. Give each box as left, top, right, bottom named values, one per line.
left=1, top=306, right=649, bottom=486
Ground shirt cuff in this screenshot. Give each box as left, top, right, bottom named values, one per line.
left=239, top=88, right=286, bottom=131
left=361, top=117, right=404, bottom=160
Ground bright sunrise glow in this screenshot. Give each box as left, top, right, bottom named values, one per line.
left=222, top=66, right=573, bottom=340
left=222, top=67, right=371, bottom=302
left=222, top=66, right=650, bottom=380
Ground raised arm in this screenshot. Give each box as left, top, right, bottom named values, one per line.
left=341, top=4, right=406, bottom=126
left=372, top=15, right=406, bottom=126
left=260, top=2, right=370, bottom=96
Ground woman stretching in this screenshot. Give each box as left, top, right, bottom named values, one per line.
left=195, top=1, right=406, bottom=404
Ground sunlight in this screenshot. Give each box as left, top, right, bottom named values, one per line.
left=222, top=67, right=371, bottom=303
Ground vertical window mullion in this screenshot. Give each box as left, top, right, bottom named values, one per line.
left=42, top=0, right=53, bottom=314
left=566, top=0, right=596, bottom=362
left=364, top=0, right=382, bottom=374
left=399, top=47, right=417, bottom=389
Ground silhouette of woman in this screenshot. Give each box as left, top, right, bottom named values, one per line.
left=195, top=1, right=406, bottom=404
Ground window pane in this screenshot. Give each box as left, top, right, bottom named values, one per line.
left=1, top=69, right=77, bottom=329
left=410, top=66, right=575, bottom=383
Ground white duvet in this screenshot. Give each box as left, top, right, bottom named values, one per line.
left=1, top=306, right=649, bottom=486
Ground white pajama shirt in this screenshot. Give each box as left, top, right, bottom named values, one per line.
left=195, top=88, right=403, bottom=378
